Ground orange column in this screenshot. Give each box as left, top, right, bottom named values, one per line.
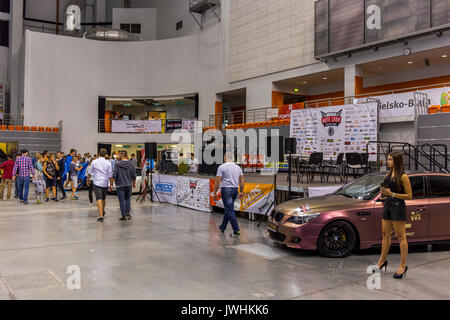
left=215, top=101, right=223, bottom=129
left=355, top=76, right=364, bottom=96
left=272, top=91, right=284, bottom=107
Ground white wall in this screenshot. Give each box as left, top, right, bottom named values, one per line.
left=112, top=8, right=157, bottom=41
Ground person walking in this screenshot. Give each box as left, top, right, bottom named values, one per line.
left=33, top=154, right=46, bottom=204
left=87, top=149, right=113, bottom=222
left=86, top=158, right=95, bottom=206
left=43, top=153, right=59, bottom=202
left=56, top=151, right=67, bottom=200
left=12, top=150, right=35, bottom=204
left=69, top=156, right=82, bottom=200
left=213, top=152, right=245, bottom=238
left=64, top=149, right=77, bottom=190
left=130, top=154, right=138, bottom=167
left=188, top=152, right=198, bottom=174
left=112, top=150, right=136, bottom=221
left=0, top=155, right=15, bottom=200
left=377, top=151, right=413, bottom=279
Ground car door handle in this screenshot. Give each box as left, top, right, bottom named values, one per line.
left=357, top=211, right=372, bottom=216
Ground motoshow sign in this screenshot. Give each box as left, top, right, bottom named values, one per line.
left=177, top=176, right=212, bottom=213
left=290, top=103, right=378, bottom=160
left=210, top=182, right=274, bottom=215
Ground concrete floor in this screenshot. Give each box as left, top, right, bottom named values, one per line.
left=0, top=191, right=449, bottom=300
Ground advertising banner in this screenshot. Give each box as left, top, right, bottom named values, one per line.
left=290, top=103, right=378, bottom=161
left=210, top=182, right=274, bottom=215
left=277, top=103, right=304, bottom=120
left=152, top=174, right=178, bottom=205
left=364, top=87, right=450, bottom=121
left=166, top=120, right=182, bottom=133
left=182, top=120, right=196, bottom=132
left=111, top=120, right=162, bottom=133
left=177, top=176, right=212, bottom=212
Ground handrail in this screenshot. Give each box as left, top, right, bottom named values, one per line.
left=421, top=143, right=449, bottom=171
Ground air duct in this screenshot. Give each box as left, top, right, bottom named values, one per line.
left=82, top=27, right=141, bottom=41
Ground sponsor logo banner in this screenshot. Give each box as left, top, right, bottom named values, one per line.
left=152, top=174, right=178, bottom=205
left=210, top=182, right=274, bottom=214
left=177, top=176, right=211, bottom=212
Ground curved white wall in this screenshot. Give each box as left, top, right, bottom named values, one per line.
left=23, top=28, right=226, bottom=153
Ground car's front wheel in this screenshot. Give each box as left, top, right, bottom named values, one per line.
left=317, top=221, right=356, bottom=258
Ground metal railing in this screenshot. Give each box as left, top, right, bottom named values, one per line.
left=210, top=82, right=450, bottom=128
left=0, top=114, right=24, bottom=126
left=98, top=119, right=203, bottom=134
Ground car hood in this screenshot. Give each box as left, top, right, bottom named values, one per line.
left=274, top=194, right=368, bottom=216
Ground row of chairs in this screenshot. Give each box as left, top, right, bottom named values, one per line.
left=293, top=152, right=370, bottom=184
left=428, top=104, right=450, bottom=114
left=226, top=119, right=290, bottom=130
left=0, top=125, right=59, bottom=132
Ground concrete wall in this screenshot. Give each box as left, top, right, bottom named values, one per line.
left=112, top=8, right=157, bottom=41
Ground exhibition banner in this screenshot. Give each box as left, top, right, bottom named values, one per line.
left=166, top=119, right=182, bottom=133
left=111, top=120, right=162, bottom=133
left=152, top=174, right=178, bottom=205
left=277, top=103, right=304, bottom=120
left=177, top=176, right=212, bottom=212
left=210, top=182, right=275, bottom=215
left=290, top=103, right=378, bottom=161
left=365, top=87, right=450, bottom=121
left=182, top=120, right=196, bottom=132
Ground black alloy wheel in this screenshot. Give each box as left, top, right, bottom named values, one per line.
left=317, top=221, right=356, bottom=258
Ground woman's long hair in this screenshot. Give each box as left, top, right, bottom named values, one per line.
left=387, top=151, right=405, bottom=188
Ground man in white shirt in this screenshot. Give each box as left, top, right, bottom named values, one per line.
left=87, top=148, right=113, bottom=222
left=213, top=152, right=245, bottom=237
left=188, top=153, right=198, bottom=174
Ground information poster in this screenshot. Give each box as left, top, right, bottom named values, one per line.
left=166, top=120, right=182, bottom=133
left=182, top=120, right=196, bottom=133
left=290, top=103, right=378, bottom=161
left=210, top=182, right=274, bottom=215
left=177, top=176, right=212, bottom=212
left=152, top=174, right=178, bottom=205
left=111, top=120, right=162, bottom=133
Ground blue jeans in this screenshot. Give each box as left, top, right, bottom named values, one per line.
left=220, top=187, right=240, bottom=233
left=17, top=177, right=30, bottom=202
left=117, top=186, right=132, bottom=217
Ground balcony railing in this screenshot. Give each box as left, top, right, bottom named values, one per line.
left=210, top=82, right=450, bottom=128
left=98, top=119, right=204, bottom=134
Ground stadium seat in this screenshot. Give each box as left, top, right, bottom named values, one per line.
left=38, top=126, right=45, bottom=132
left=428, top=105, right=441, bottom=114
left=7, top=125, right=15, bottom=130
left=441, top=104, right=450, bottom=113
left=31, top=126, right=37, bottom=131
left=52, top=127, right=59, bottom=132
left=45, top=127, right=52, bottom=132
left=23, top=126, right=30, bottom=131
left=0, top=125, right=6, bottom=130
left=15, top=126, right=23, bottom=131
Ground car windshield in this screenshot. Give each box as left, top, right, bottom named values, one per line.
left=334, top=175, right=385, bottom=200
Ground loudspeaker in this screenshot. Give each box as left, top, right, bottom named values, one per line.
left=285, top=138, right=297, bottom=154
left=145, top=143, right=157, bottom=159
left=266, top=136, right=284, bottom=162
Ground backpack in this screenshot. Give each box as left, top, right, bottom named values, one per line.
left=46, top=161, right=56, bottom=177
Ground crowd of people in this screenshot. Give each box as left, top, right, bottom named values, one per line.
left=0, top=148, right=137, bottom=222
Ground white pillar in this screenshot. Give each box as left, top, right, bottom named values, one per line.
left=344, top=64, right=363, bottom=104
left=9, top=0, right=23, bottom=117
left=96, top=0, right=106, bottom=22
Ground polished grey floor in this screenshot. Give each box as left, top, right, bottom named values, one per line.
left=0, top=191, right=449, bottom=300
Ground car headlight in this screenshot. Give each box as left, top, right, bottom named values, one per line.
left=287, top=213, right=321, bottom=225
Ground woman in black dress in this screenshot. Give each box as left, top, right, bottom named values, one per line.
left=377, top=151, right=412, bottom=279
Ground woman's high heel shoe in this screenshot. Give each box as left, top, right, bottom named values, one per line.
left=393, top=265, right=408, bottom=279
left=377, top=260, right=388, bottom=273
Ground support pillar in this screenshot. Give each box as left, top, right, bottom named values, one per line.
left=344, top=64, right=364, bottom=104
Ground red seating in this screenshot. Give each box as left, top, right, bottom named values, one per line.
left=7, top=125, right=15, bottom=130
left=428, top=105, right=441, bottom=114
left=15, top=126, right=23, bottom=131
left=441, top=104, right=450, bottom=113
left=23, top=126, right=30, bottom=131
left=30, top=126, right=37, bottom=131
left=0, top=125, right=6, bottom=130
left=38, top=126, right=45, bottom=132
left=52, top=127, right=59, bottom=132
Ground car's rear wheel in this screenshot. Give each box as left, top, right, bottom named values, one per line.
left=317, top=221, right=356, bottom=258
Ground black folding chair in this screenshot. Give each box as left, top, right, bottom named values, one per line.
left=344, top=153, right=367, bottom=183
left=306, top=152, right=324, bottom=182
left=322, top=153, right=344, bottom=183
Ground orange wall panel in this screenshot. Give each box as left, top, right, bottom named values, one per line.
left=272, top=91, right=284, bottom=107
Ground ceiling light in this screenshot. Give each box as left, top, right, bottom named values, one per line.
left=408, top=61, right=413, bottom=64
left=322, top=77, right=328, bottom=80
left=107, top=98, right=133, bottom=102
left=115, top=145, right=123, bottom=148
left=302, top=81, right=308, bottom=84
left=442, top=55, right=448, bottom=58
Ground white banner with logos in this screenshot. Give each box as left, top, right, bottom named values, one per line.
left=290, top=103, right=378, bottom=161
left=111, top=120, right=162, bottom=133
left=361, top=87, right=450, bottom=121
left=152, top=174, right=178, bottom=205
left=177, top=176, right=211, bottom=213
left=182, top=119, right=196, bottom=133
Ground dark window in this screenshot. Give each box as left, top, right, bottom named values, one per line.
left=0, top=20, right=8, bottom=47
left=0, top=0, right=9, bottom=13
left=429, top=176, right=450, bottom=198
left=409, top=176, right=425, bottom=199
left=176, top=20, right=183, bottom=30
left=130, top=24, right=141, bottom=34
left=120, top=24, right=130, bottom=32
